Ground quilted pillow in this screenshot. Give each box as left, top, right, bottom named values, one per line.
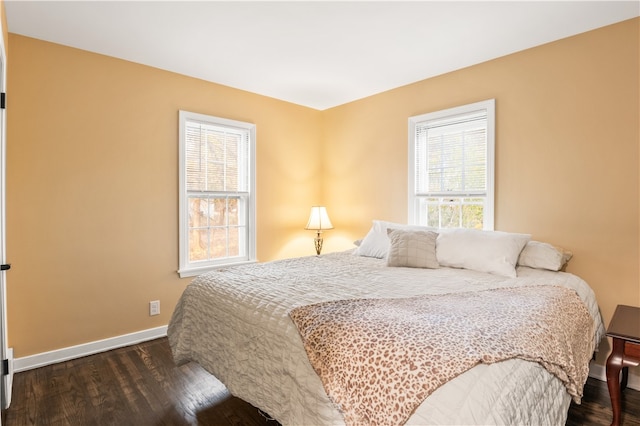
left=386, top=228, right=439, bottom=269
left=436, top=229, right=530, bottom=277
left=518, top=241, right=573, bottom=271
left=355, top=220, right=436, bottom=259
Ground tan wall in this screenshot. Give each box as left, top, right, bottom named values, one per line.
left=6, top=35, right=323, bottom=356
left=323, top=18, right=640, bottom=364
left=6, top=18, right=639, bottom=362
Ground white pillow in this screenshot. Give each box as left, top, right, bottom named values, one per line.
left=518, top=241, right=573, bottom=271
left=436, top=229, right=531, bottom=277
left=355, top=220, right=436, bottom=259
left=386, top=228, right=439, bottom=269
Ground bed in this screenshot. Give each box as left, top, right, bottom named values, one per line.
left=168, top=224, right=605, bottom=425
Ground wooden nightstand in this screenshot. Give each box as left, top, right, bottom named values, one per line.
left=606, top=305, right=640, bottom=426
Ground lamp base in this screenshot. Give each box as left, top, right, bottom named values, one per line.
left=314, top=232, right=323, bottom=256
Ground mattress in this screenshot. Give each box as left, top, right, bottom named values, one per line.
left=168, top=250, right=605, bottom=425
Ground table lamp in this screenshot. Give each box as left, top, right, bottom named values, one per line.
left=305, top=206, right=333, bottom=255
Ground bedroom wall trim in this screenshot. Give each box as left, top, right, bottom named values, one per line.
left=590, top=362, right=640, bottom=391
left=9, top=324, right=640, bottom=393
left=12, top=326, right=167, bottom=373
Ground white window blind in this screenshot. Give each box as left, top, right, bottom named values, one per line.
left=409, top=100, right=495, bottom=230
left=179, top=111, right=256, bottom=277
left=185, top=121, right=249, bottom=193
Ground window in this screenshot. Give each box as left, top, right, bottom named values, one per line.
left=178, top=111, right=256, bottom=277
left=408, top=99, right=495, bottom=230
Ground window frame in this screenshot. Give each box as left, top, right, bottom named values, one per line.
left=178, top=110, right=256, bottom=278
left=408, top=99, right=495, bottom=230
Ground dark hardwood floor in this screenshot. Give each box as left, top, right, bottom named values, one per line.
left=2, top=337, right=639, bottom=425
left=567, top=373, right=640, bottom=426
left=4, top=338, right=280, bottom=426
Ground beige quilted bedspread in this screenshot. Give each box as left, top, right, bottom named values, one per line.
left=289, top=285, right=594, bottom=426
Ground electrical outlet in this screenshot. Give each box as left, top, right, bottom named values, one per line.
left=149, top=300, right=160, bottom=316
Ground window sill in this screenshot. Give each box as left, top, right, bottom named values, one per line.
left=178, top=260, right=258, bottom=278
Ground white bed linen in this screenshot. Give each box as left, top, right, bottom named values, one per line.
left=168, top=250, right=604, bottom=425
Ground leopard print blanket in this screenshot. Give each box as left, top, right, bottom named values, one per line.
left=289, top=285, right=594, bottom=426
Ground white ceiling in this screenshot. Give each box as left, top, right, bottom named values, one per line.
left=5, top=1, right=639, bottom=110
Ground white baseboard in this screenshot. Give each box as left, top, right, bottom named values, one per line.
left=13, top=326, right=168, bottom=373
left=10, top=327, right=640, bottom=394
left=590, top=361, right=640, bottom=391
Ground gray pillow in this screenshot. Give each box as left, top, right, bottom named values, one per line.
left=386, top=228, right=439, bottom=269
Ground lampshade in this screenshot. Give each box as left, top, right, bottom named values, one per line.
left=305, top=206, right=333, bottom=231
